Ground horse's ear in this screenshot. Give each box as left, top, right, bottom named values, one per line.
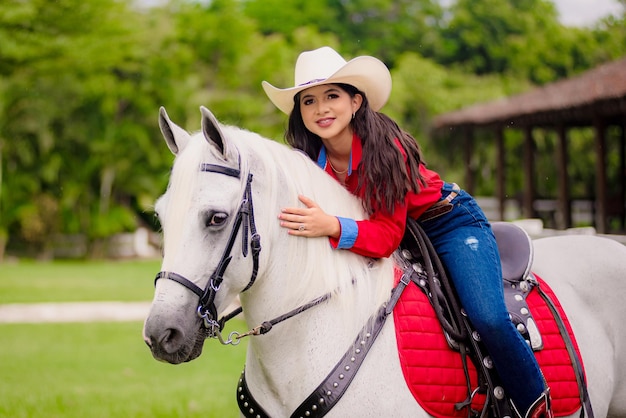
left=200, top=106, right=229, bottom=158
left=159, top=106, right=190, bottom=155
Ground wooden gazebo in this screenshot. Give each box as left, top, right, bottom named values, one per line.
left=432, top=57, right=626, bottom=234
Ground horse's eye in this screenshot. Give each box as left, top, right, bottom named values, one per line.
left=205, top=212, right=228, bottom=228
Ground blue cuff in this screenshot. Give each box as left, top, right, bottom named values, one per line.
left=336, top=217, right=357, bottom=249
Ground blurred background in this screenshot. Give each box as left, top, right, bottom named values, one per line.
left=1, top=0, right=625, bottom=261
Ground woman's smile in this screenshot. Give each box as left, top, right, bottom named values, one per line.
left=316, top=117, right=335, bottom=128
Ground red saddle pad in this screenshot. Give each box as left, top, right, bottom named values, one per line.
left=393, top=270, right=584, bottom=417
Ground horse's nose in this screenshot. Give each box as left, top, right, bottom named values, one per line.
left=149, top=327, right=186, bottom=355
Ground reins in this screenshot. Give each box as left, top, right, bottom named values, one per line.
left=221, top=292, right=332, bottom=345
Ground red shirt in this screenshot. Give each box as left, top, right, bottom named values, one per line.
left=317, top=133, right=443, bottom=258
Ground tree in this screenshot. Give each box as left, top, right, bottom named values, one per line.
left=0, top=0, right=173, bottom=257
left=243, top=0, right=444, bottom=66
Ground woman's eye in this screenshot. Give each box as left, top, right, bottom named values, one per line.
left=205, top=212, right=228, bottom=227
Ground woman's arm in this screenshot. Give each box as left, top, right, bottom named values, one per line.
left=279, top=195, right=407, bottom=259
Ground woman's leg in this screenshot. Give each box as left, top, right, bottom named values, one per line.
left=419, top=187, right=546, bottom=413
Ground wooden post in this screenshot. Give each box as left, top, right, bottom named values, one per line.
left=556, top=124, right=571, bottom=229
left=463, top=127, right=475, bottom=195
left=523, top=126, right=536, bottom=219
left=593, top=118, right=608, bottom=233
left=618, top=116, right=626, bottom=233
left=495, top=126, right=506, bottom=221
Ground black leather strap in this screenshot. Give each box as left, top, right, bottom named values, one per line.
left=236, top=301, right=398, bottom=418
left=154, top=271, right=203, bottom=298
left=237, top=369, right=271, bottom=418
left=536, top=282, right=594, bottom=418
left=201, top=163, right=240, bottom=178
left=290, top=305, right=389, bottom=418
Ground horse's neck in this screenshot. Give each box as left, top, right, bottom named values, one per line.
left=241, top=280, right=367, bottom=411
left=237, top=144, right=393, bottom=409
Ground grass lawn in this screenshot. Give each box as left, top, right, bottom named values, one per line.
left=0, top=259, right=160, bottom=304
left=0, top=320, right=247, bottom=418
left=0, top=260, right=249, bottom=417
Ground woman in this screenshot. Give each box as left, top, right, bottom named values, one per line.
left=262, top=46, right=552, bottom=418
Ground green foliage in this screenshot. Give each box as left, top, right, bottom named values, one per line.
left=386, top=52, right=530, bottom=181
left=0, top=0, right=624, bottom=257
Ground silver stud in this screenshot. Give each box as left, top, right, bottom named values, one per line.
left=319, top=398, right=325, bottom=404
left=472, top=331, right=481, bottom=341
left=339, top=374, right=344, bottom=379
left=521, top=307, right=529, bottom=315
left=360, top=340, right=366, bottom=345
left=244, top=402, right=249, bottom=407
left=312, top=405, right=317, bottom=411
left=238, top=387, right=243, bottom=392
left=356, top=348, right=361, bottom=354
left=515, top=294, right=523, bottom=301
left=350, top=356, right=355, bottom=362
left=494, top=386, right=505, bottom=399
left=305, top=412, right=310, bottom=416
left=326, top=390, right=331, bottom=396
left=366, top=332, right=371, bottom=338
left=345, top=365, right=350, bottom=371
left=402, top=249, right=412, bottom=259
left=483, top=356, right=493, bottom=368
left=333, top=382, right=338, bottom=388
left=517, top=323, right=526, bottom=333
left=240, top=395, right=244, bottom=400
left=249, top=408, right=254, bottom=414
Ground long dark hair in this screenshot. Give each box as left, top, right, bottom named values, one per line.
left=286, top=83, right=425, bottom=215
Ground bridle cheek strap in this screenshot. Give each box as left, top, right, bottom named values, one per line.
left=154, top=169, right=261, bottom=332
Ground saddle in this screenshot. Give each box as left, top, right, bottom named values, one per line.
left=397, top=220, right=590, bottom=417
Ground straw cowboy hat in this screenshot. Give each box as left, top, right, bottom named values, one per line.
left=262, top=46, right=392, bottom=114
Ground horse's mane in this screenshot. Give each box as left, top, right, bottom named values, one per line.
left=163, top=124, right=395, bottom=332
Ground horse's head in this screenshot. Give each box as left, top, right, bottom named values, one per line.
left=143, top=106, right=262, bottom=364
left=144, top=106, right=395, bottom=367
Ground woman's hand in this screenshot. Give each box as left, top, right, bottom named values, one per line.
left=278, top=195, right=341, bottom=238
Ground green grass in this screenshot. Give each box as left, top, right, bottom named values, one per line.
left=0, top=320, right=247, bottom=418
left=0, top=259, right=160, bottom=304
left=0, top=260, right=249, bottom=417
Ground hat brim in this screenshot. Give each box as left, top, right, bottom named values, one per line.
left=263, top=56, right=391, bottom=114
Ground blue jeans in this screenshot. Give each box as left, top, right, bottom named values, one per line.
left=418, top=183, right=545, bottom=412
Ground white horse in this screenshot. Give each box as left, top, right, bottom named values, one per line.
left=143, top=106, right=626, bottom=418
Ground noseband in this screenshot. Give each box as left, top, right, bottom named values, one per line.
left=154, top=161, right=261, bottom=335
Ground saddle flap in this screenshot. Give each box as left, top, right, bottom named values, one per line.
left=491, top=222, right=533, bottom=282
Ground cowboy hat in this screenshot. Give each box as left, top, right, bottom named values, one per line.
left=262, top=46, right=392, bottom=114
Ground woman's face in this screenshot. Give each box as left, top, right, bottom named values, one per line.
left=298, top=84, right=362, bottom=143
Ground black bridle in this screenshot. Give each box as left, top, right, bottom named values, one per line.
left=154, top=161, right=261, bottom=335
